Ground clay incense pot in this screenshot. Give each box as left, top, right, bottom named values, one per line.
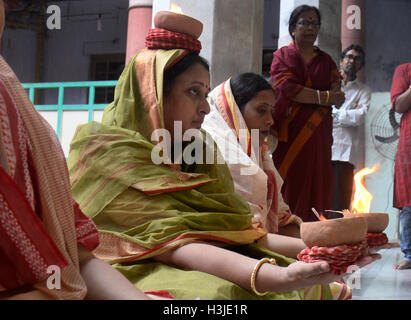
left=154, top=11, right=203, bottom=39
left=344, top=212, right=389, bottom=233
left=300, top=216, right=367, bottom=248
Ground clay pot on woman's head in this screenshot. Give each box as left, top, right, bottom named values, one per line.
left=154, top=11, right=203, bottom=39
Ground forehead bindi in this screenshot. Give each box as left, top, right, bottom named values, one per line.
left=178, top=65, right=210, bottom=88
left=298, top=11, right=319, bottom=22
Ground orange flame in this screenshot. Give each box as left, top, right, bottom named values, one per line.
left=170, top=3, right=183, bottom=14
left=319, top=214, right=327, bottom=221
left=350, top=164, right=379, bottom=214
left=342, top=209, right=351, bottom=215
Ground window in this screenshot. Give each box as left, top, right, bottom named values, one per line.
left=90, top=54, right=125, bottom=104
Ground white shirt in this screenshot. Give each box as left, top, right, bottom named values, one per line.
left=331, top=78, right=372, bottom=169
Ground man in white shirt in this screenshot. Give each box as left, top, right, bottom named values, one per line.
left=331, top=44, right=371, bottom=211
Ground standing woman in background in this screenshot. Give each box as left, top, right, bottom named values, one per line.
left=270, top=5, right=345, bottom=222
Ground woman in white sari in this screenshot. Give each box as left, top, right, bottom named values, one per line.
left=202, top=73, right=301, bottom=236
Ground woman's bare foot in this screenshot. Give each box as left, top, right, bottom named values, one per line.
left=394, top=260, right=411, bottom=270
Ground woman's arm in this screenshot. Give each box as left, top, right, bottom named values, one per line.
left=78, top=245, right=151, bottom=300
left=257, top=233, right=305, bottom=258
left=154, top=242, right=379, bottom=294
left=293, top=87, right=345, bottom=107
left=391, top=65, right=411, bottom=114
left=394, top=86, right=411, bottom=114
left=0, top=246, right=153, bottom=300
left=277, top=223, right=301, bottom=238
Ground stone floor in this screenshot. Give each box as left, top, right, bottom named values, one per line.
left=351, top=245, right=411, bottom=300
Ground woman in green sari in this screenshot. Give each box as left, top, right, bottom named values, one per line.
left=67, top=25, right=378, bottom=300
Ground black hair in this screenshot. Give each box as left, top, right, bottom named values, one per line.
left=230, top=73, right=274, bottom=113
left=288, top=5, right=321, bottom=39
left=340, top=44, right=366, bottom=69
left=163, top=53, right=210, bottom=97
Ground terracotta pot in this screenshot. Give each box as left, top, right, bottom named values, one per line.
left=154, top=11, right=203, bottom=39
left=344, top=212, right=389, bottom=233
left=300, top=216, right=367, bottom=248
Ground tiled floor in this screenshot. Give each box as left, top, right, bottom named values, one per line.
left=351, top=246, right=411, bottom=300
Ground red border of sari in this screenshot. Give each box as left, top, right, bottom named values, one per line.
left=0, top=166, right=68, bottom=289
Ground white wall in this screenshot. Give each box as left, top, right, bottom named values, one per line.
left=365, top=93, right=401, bottom=240
left=39, top=109, right=104, bottom=157
left=152, top=0, right=215, bottom=83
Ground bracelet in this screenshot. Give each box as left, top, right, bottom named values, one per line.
left=326, top=90, right=330, bottom=104
left=317, top=90, right=321, bottom=105
left=250, top=257, right=277, bottom=296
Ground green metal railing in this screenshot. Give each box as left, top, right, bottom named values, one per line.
left=22, top=80, right=118, bottom=140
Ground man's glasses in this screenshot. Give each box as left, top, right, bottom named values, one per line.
left=296, top=21, right=321, bottom=28
left=344, top=54, right=362, bottom=63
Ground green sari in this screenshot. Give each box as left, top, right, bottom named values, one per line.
left=68, top=48, right=332, bottom=300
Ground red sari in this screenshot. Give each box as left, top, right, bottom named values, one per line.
left=0, top=56, right=98, bottom=298
left=391, top=63, right=411, bottom=208
left=270, top=43, right=340, bottom=221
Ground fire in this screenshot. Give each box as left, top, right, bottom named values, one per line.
left=170, top=3, right=183, bottom=14
left=350, top=164, right=379, bottom=214
left=319, top=214, right=327, bottom=221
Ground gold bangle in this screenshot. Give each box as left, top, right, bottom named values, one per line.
left=250, top=257, right=277, bottom=296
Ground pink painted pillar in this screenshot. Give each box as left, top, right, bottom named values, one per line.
left=126, top=0, right=153, bottom=64
left=341, top=0, right=366, bottom=81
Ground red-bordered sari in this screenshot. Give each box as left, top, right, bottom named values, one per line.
left=270, top=43, right=340, bottom=221
left=202, top=79, right=302, bottom=233
left=0, top=56, right=98, bottom=299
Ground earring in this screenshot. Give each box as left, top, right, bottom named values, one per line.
left=292, top=32, right=295, bottom=36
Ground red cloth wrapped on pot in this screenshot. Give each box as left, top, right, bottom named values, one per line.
left=366, top=232, right=388, bottom=248
left=297, top=241, right=367, bottom=275
left=145, top=28, right=202, bottom=54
